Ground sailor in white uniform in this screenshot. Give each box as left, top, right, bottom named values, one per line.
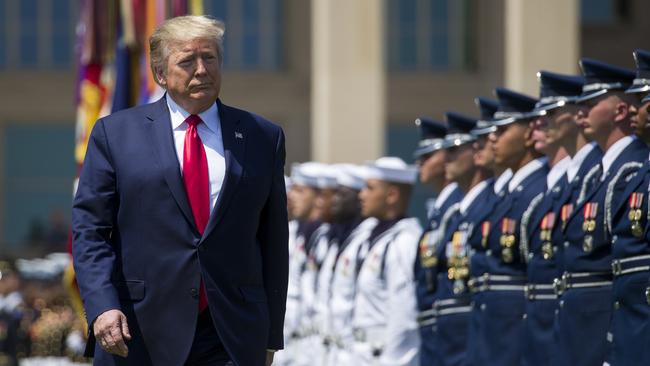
left=351, top=157, right=423, bottom=366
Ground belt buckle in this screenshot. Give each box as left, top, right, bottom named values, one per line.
left=524, top=284, right=531, bottom=300
left=553, top=273, right=568, bottom=296
left=468, top=278, right=477, bottom=292
left=612, top=260, right=622, bottom=276
left=646, top=287, right=650, bottom=305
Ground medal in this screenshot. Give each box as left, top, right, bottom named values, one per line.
left=628, top=192, right=644, bottom=237
left=500, top=218, right=517, bottom=262
left=631, top=221, right=644, bottom=238
left=582, top=202, right=598, bottom=233
left=419, top=232, right=438, bottom=268
left=539, top=212, right=556, bottom=244
left=561, top=203, right=573, bottom=231
left=541, top=242, right=554, bottom=260
left=583, top=235, right=593, bottom=252
left=480, top=221, right=490, bottom=248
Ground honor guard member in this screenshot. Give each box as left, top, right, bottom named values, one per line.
left=557, top=58, right=643, bottom=366
left=282, top=163, right=326, bottom=365
left=314, top=164, right=367, bottom=365
left=325, top=165, right=378, bottom=365
left=520, top=71, right=585, bottom=366
left=412, top=117, right=463, bottom=365
left=413, top=118, right=463, bottom=222
left=475, top=97, right=514, bottom=195
left=298, top=163, right=338, bottom=364
left=468, top=87, right=549, bottom=366
left=352, top=157, right=422, bottom=366
left=607, top=49, right=650, bottom=366
left=430, top=112, right=495, bottom=366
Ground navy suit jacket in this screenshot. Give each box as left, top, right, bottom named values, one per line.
left=72, top=97, right=289, bottom=366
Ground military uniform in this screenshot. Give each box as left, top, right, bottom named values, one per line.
left=422, top=111, right=478, bottom=366
left=410, top=117, right=462, bottom=366
left=468, top=88, right=549, bottom=366
left=606, top=49, right=650, bottom=366
left=352, top=158, right=422, bottom=366
left=556, top=58, right=643, bottom=366
left=520, top=71, right=587, bottom=366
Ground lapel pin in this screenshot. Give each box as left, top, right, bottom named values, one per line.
left=235, top=132, right=243, bottom=139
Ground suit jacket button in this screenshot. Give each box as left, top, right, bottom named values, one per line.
left=190, top=288, right=199, bottom=299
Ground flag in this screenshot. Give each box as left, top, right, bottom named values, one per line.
left=68, top=0, right=201, bottom=333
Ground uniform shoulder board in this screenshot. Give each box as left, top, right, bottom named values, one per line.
left=520, top=191, right=545, bottom=263
left=605, top=162, right=643, bottom=235
left=578, top=164, right=602, bottom=205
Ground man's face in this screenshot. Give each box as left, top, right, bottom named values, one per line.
left=416, top=149, right=446, bottom=184
left=576, top=95, right=618, bottom=141
left=156, top=38, right=221, bottom=113
left=289, top=185, right=317, bottom=220
left=359, top=179, right=389, bottom=218
left=544, top=105, right=580, bottom=147
left=331, top=187, right=361, bottom=220
left=473, top=135, right=495, bottom=170
left=489, top=122, right=528, bottom=169
left=635, top=101, right=650, bottom=143
left=531, top=117, right=549, bottom=154
left=314, top=188, right=336, bottom=222
left=445, top=144, right=474, bottom=182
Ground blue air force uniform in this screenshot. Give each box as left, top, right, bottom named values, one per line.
left=412, top=117, right=463, bottom=366
left=424, top=112, right=480, bottom=366
left=555, top=58, right=644, bottom=366
left=607, top=49, right=650, bottom=366
left=467, top=88, right=549, bottom=366
left=520, top=71, right=586, bottom=366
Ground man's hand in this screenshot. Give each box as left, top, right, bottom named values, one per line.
left=93, top=309, right=132, bottom=357
left=265, top=350, right=275, bottom=366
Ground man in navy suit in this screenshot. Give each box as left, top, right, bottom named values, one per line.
left=72, top=16, right=288, bottom=366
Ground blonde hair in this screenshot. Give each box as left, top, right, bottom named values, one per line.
left=149, top=15, right=225, bottom=84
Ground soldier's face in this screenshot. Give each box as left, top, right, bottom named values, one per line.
left=331, top=187, right=361, bottom=220
left=417, top=150, right=446, bottom=184
left=577, top=94, right=618, bottom=142
left=314, top=188, right=336, bottom=222
left=359, top=179, right=389, bottom=218
left=473, top=135, right=495, bottom=170
left=289, top=185, right=317, bottom=220
left=545, top=105, right=580, bottom=148
left=445, top=144, right=474, bottom=182
left=489, top=122, right=528, bottom=170
left=531, top=117, right=549, bottom=154
left=635, top=101, right=650, bottom=144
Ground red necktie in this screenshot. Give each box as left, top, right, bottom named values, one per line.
left=182, top=114, right=210, bottom=313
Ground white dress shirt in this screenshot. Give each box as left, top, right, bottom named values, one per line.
left=508, top=157, right=548, bottom=193
left=547, top=156, right=571, bottom=191
left=600, top=135, right=636, bottom=181
left=566, top=142, right=597, bottom=183
left=494, top=169, right=513, bottom=194
left=166, top=95, right=226, bottom=211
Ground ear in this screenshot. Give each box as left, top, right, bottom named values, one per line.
left=155, top=67, right=167, bottom=87
left=613, top=100, right=630, bottom=123
left=523, top=122, right=535, bottom=148
left=385, top=185, right=399, bottom=206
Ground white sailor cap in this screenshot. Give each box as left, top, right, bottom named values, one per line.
left=292, top=162, right=338, bottom=189
left=364, top=157, right=418, bottom=184
left=333, top=164, right=366, bottom=190
left=284, top=175, right=293, bottom=192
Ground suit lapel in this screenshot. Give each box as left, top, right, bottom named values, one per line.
left=145, top=98, right=197, bottom=233
left=202, top=100, right=245, bottom=240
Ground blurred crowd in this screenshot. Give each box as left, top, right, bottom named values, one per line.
left=0, top=256, right=88, bottom=366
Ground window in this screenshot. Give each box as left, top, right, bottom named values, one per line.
left=387, top=0, right=476, bottom=72
left=580, top=0, right=630, bottom=25
left=3, top=124, right=75, bottom=249
left=1, top=0, right=76, bottom=70
left=205, top=0, right=283, bottom=70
